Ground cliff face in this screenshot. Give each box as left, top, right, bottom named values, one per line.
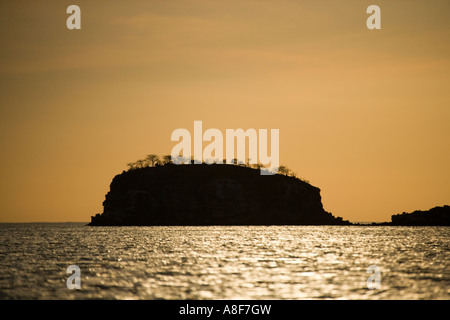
left=89, top=164, right=349, bottom=226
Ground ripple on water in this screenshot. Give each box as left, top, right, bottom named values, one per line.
left=0, top=224, right=448, bottom=299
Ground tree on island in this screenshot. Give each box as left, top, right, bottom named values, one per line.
left=133, top=159, right=144, bottom=169
left=125, top=154, right=309, bottom=184
left=250, top=163, right=264, bottom=170
left=127, top=162, right=137, bottom=170
left=127, top=154, right=161, bottom=170
left=162, top=155, right=172, bottom=165
left=145, top=154, right=161, bottom=167
left=278, top=165, right=298, bottom=178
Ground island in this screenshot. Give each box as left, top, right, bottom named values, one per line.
left=89, top=157, right=350, bottom=226
left=390, top=205, right=450, bottom=226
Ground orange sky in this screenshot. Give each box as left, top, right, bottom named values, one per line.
left=0, top=0, right=449, bottom=222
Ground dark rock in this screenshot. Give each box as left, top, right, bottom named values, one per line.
left=391, top=205, right=450, bottom=226
left=89, top=164, right=350, bottom=226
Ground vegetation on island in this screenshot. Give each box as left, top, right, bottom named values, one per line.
left=126, top=154, right=310, bottom=184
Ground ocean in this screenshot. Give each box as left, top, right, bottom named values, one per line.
left=0, top=223, right=448, bottom=300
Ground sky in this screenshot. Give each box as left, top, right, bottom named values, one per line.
left=0, top=0, right=449, bottom=223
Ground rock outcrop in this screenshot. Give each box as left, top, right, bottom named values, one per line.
left=89, top=164, right=349, bottom=226
left=391, top=205, right=450, bottom=226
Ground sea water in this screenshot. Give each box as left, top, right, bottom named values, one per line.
left=0, top=223, right=448, bottom=299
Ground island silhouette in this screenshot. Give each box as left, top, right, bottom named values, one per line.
left=89, top=154, right=350, bottom=226
left=89, top=155, right=449, bottom=226
left=389, top=205, right=450, bottom=226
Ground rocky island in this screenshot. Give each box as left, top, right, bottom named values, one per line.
left=390, top=205, right=450, bottom=226
left=89, top=158, right=350, bottom=226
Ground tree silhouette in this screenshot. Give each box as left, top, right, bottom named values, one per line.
left=127, top=162, right=137, bottom=170
left=146, top=154, right=161, bottom=167
left=251, top=163, right=264, bottom=170
left=125, top=154, right=307, bottom=183
left=162, top=155, right=172, bottom=165
left=135, top=159, right=145, bottom=169
left=278, top=165, right=289, bottom=176
left=278, top=165, right=298, bottom=178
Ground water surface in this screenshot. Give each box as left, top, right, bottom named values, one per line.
left=0, top=224, right=448, bottom=299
